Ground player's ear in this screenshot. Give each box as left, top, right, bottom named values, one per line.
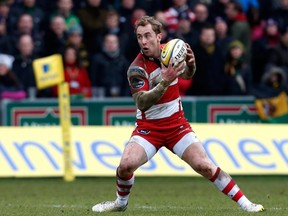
left=157, top=32, right=162, bottom=42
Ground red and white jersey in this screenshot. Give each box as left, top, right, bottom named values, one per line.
left=127, top=48, right=183, bottom=125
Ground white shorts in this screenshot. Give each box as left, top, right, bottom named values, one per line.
left=129, top=132, right=200, bottom=160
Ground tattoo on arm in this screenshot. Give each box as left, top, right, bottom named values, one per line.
left=180, top=64, right=196, bottom=80
left=133, top=79, right=170, bottom=112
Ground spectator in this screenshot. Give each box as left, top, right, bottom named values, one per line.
left=225, top=1, right=251, bottom=61
left=66, top=24, right=89, bottom=68
left=51, top=0, right=80, bottom=30
left=271, top=0, right=288, bottom=31
left=0, top=1, right=11, bottom=31
left=174, top=10, right=197, bottom=97
left=130, top=8, right=146, bottom=28
left=154, top=10, right=167, bottom=26
left=0, top=2, right=12, bottom=54
left=90, top=34, right=130, bottom=97
left=77, top=0, right=107, bottom=52
left=209, top=0, right=230, bottom=20
left=192, top=2, right=211, bottom=37
left=10, top=13, right=43, bottom=56
left=0, top=1, right=10, bottom=20
left=214, top=16, right=234, bottom=58
left=159, top=22, right=173, bottom=44
left=224, top=40, right=252, bottom=95
left=118, top=0, right=136, bottom=34
left=124, top=8, right=147, bottom=63
left=164, top=0, right=195, bottom=34
left=16, top=13, right=34, bottom=35
left=53, top=46, right=92, bottom=98
left=253, top=65, right=288, bottom=123
left=154, top=10, right=174, bottom=43
left=187, top=24, right=226, bottom=96
left=94, top=10, right=129, bottom=55
left=253, top=65, right=287, bottom=98
left=12, top=34, right=37, bottom=97
left=245, top=0, right=262, bottom=42
left=7, top=0, right=45, bottom=34
left=0, top=53, right=26, bottom=100
left=42, top=15, right=67, bottom=56
left=175, top=12, right=198, bottom=48
left=266, top=25, right=288, bottom=86
left=251, top=18, right=280, bottom=84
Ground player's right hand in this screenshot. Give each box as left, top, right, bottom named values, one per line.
left=161, top=61, right=185, bottom=82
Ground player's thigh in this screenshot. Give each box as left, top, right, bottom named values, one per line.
left=119, top=138, right=154, bottom=172
left=182, top=141, right=217, bottom=177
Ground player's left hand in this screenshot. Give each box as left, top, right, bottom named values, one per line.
left=185, top=43, right=195, bottom=68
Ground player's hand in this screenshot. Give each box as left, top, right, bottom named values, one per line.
left=161, top=61, right=185, bottom=82
left=185, top=43, right=195, bottom=68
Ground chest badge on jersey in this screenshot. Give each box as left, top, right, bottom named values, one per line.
left=137, top=129, right=150, bottom=135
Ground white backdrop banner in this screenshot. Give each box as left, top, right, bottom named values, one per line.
left=0, top=124, right=287, bottom=177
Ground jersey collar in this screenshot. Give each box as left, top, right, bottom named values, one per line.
left=140, top=49, right=161, bottom=67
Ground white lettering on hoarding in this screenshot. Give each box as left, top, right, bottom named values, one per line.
left=0, top=138, right=287, bottom=175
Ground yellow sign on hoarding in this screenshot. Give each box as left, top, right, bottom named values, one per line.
left=0, top=124, right=287, bottom=177
left=33, top=54, right=64, bottom=89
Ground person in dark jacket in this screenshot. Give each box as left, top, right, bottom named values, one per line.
left=77, top=0, right=107, bottom=52
left=251, top=18, right=281, bottom=84
left=42, top=15, right=67, bottom=56
left=90, top=33, right=130, bottom=97
left=187, top=24, right=227, bottom=96
left=266, top=25, right=288, bottom=85
left=224, top=40, right=252, bottom=95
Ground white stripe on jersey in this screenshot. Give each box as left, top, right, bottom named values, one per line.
left=148, top=68, right=178, bottom=88
left=149, top=68, right=162, bottom=87
left=136, top=97, right=182, bottom=120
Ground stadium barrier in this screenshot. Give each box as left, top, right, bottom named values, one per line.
left=1, top=96, right=262, bottom=126
left=0, top=124, right=287, bottom=177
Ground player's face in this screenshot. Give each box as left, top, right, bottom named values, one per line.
left=136, top=24, right=162, bottom=58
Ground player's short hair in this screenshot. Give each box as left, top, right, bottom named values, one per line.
left=134, top=16, right=162, bottom=34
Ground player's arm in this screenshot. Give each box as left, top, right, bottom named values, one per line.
left=132, top=79, right=170, bottom=112
left=180, top=43, right=196, bottom=80
left=127, top=65, right=178, bottom=112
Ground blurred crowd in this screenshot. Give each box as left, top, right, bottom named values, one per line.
left=0, top=0, right=287, bottom=100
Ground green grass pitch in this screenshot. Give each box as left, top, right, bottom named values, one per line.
left=0, top=176, right=287, bottom=216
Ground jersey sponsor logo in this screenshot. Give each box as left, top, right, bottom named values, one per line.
left=131, top=77, right=145, bottom=89
left=137, top=129, right=150, bottom=135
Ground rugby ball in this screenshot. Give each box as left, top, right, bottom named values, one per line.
left=161, top=39, right=187, bottom=68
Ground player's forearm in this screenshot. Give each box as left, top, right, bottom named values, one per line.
left=133, top=79, right=170, bottom=112
left=181, top=64, right=196, bottom=80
